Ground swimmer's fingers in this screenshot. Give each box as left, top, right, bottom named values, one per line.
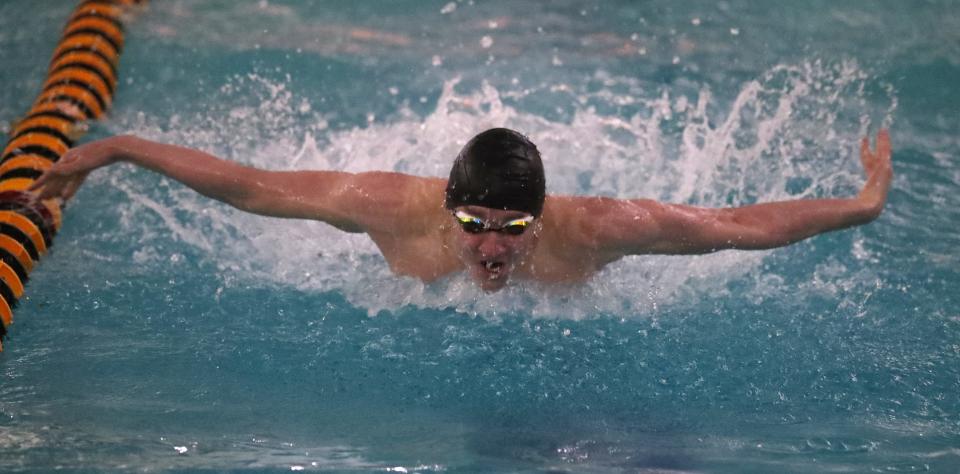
left=29, top=164, right=68, bottom=199
left=876, top=129, right=892, bottom=169
left=28, top=171, right=65, bottom=200
left=30, top=162, right=88, bottom=201
left=860, top=129, right=892, bottom=175
left=60, top=172, right=90, bottom=201
left=872, top=129, right=893, bottom=188
left=856, top=129, right=893, bottom=211
left=29, top=141, right=116, bottom=199
left=29, top=168, right=59, bottom=199
left=29, top=155, right=76, bottom=192
left=860, top=136, right=874, bottom=171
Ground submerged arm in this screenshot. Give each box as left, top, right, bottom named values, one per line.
left=31, top=135, right=431, bottom=233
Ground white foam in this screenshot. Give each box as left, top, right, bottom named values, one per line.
left=102, top=59, right=891, bottom=319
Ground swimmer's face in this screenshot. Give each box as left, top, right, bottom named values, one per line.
left=451, top=206, right=539, bottom=292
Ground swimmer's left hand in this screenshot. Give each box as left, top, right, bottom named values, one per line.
left=856, top=129, right=892, bottom=220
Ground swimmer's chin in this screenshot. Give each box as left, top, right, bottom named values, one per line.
left=478, top=278, right=509, bottom=292
left=471, top=261, right=512, bottom=292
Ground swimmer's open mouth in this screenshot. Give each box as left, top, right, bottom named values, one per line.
left=481, top=260, right=504, bottom=278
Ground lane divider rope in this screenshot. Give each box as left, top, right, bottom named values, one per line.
left=0, top=0, right=147, bottom=351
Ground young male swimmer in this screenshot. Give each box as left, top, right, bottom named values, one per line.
left=30, top=127, right=892, bottom=292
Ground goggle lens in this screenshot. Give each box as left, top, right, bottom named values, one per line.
left=501, top=220, right=530, bottom=235
left=459, top=218, right=485, bottom=234
left=454, top=211, right=533, bottom=235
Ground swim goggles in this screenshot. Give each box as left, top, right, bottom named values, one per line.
left=453, top=210, right=535, bottom=235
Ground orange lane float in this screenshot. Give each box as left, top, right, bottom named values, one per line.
left=0, top=0, right=147, bottom=351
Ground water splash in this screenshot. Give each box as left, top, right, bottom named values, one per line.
left=100, top=59, right=893, bottom=319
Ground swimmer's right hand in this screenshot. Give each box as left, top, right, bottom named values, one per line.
left=29, top=135, right=126, bottom=201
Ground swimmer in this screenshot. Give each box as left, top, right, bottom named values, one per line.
left=30, top=127, right=892, bottom=292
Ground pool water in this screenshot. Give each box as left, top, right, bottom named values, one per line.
left=1, top=1, right=958, bottom=472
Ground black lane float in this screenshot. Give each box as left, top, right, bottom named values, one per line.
left=0, top=0, right=147, bottom=351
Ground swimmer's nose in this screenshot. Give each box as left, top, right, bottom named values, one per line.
left=476, top=232, right=508, bottom=258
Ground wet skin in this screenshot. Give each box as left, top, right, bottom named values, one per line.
left=447, top=205, right=541, bottom=292
left=31, top=132, right=892, bottom=292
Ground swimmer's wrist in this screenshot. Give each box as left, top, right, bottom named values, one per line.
left=856, top=180, right=889, bottom=222
left=103, top=135, right=146, bottom=164
left=839, top=194, right=883, bottom=227
left=855, top=194, right=885, bottom=222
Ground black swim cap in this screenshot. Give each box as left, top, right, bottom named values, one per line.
left=444, top=128, right=546, bottom=217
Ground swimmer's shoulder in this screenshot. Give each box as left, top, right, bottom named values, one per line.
left=349, top=172, right=447, bottom=233
left=540, top=195, right=611, bottom=251
left=540, top=195, right=660, bottom=257
left=527, top=196, right=617, bottom=279
left=350, top=172, right=444, bottom=206
left=542, top=194, right=624, bottom=229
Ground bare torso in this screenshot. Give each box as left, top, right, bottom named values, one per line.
left=365, top=179, right=614, bottom=284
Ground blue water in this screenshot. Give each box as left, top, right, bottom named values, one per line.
left=2, top=1, right=959, bottom=472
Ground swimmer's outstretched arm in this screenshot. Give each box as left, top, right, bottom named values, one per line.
left=30, top=135, right=436, bottom=234
left=572, top=130, right=893, bottom=257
